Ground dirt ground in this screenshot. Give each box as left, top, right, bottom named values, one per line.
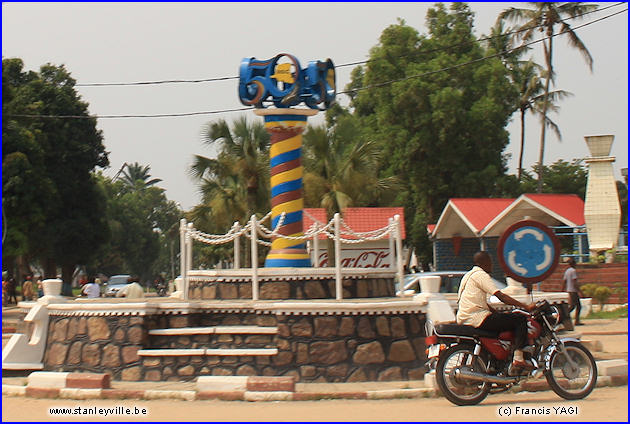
left=2, top=386, right=627, bottom=422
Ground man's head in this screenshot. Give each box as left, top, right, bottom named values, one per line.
left=567, top=257, right=576, bottom=267
left=473, top=251, right=492, bottom=273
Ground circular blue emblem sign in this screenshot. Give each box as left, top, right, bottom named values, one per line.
left=497, top=220, right=560, bottom=284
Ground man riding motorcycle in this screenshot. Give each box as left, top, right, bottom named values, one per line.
left=457, top=251, right=536, bottom=370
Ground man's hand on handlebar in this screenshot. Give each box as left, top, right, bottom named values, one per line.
left=525, top=303, right=537, bottom=312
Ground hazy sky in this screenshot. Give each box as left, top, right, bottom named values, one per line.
left=3, top=2, right=627, bottom=210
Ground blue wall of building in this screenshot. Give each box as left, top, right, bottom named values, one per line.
left=435, top=237, right=505, bottom=281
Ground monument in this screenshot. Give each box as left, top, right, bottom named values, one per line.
left=239, top=53, right=335, bottom=267
left=583, top=135, right=622, bottom=258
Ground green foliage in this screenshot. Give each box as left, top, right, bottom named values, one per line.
left=120, top=162, right=163, bottom=190
left=347, top=4, right=517, bottom=263
left=2, top=58, right=109, bottom=293
left=580, top=283, right=598, bottom=298
left=617, top=181, right=627, bottom=227
left=586, top=305, right=627, bottom=319
left=516, top=159, right=588, bottom=198
left=581, top=283, right=613, bottom=311
left=89, top=173, right=182, bottom=281
left=593, top=286, right=612, bottom=305
left=189, top=117, right=270, bottom=267
left=499, top=2, right=598, bottom=192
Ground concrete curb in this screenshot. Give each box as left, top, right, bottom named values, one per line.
left=27, top=372, right=110, bottom=389
left=4, top=369, right=626, bottom=402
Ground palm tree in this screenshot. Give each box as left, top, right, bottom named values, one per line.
left=190, top=117, right=270, bottom=267
left=192, top=117, right=270, bottom=219
left=499, top=2, right=597, bottom=192
left=189, top=155, right=248, bottom=231
left=513, top=60, right=572, bottom=180
left=303, top=114, right=398, bottom=265
left=119, top=162, right=162, bottom=190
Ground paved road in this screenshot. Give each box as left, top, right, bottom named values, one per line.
left=3, top=386, right=627, bottom=422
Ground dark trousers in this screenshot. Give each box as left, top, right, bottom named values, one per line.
left=478, top=312, right=529, bottom=350
left=568, top=292, right=582, bottom=322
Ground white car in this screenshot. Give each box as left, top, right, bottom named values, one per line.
left=104, top=274, right=131, bottom=297
left=397, top=271, right=507, bottom=297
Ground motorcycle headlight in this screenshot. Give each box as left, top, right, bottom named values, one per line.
left=547, top=305, right=561, bottom=327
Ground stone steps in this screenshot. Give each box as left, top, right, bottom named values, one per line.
left=147, top=325, right=278, bottom=350
left=138, top=348, right=278, bottom=357
left=141, top=324, right=280, bottom=361
left=148, top=326, right=277, bottom=336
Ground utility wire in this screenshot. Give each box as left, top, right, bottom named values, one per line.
left=8, top=106, right=254, bottom=120
left=74, top=2, right=624, bottom=87
left=338, top=7, right=628, bottom=95
left=336, top=1, right=625, bottom=69
left=7, top=7, right=626, bottom=120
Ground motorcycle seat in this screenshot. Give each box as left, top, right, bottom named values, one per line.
left=434, top=323, right=499, bottom=339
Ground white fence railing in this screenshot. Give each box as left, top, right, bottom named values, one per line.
left=179, top=212, right=404, bottom=301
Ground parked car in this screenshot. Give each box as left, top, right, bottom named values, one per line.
left=396, top=271, right=507, bottom=297
left=104, top=274, right=131, bottom=297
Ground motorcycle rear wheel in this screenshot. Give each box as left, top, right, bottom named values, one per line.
left=545, top=341, right=597, bottom=400
left=436, top=344, right=490, bottom=406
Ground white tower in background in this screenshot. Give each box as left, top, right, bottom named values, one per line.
left=583, top=135, right=621, bottom=258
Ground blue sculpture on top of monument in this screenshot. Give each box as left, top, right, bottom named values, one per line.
left=238, top=53, right=336, bottom=109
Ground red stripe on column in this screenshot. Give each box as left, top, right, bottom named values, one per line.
left=271, top=189, right=302, bottom=208
left=271, top=158, right=302, bottom=176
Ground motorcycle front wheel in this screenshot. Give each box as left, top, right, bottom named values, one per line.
left=436, top=344, right=490, bottom=406
left=545, top=341, right=597, bottom=400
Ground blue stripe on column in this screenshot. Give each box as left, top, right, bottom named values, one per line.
left=270, top=148, right=301, bottom=168
left=264, top=115, right=308, bottom=123
left=271, top=179, right=302, bottom=198
left=265, top=258, right=312, bottom=267
left=272, top=210, right=302, bottom=229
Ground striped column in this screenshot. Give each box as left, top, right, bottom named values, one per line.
left=255, top=109, right=317, bottom=267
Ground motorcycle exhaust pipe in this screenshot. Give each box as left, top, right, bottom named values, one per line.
left=455, top=368, right=518, bottom=385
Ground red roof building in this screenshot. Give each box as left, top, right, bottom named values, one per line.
left=303, top=207, right=405, bottom=240
left=428, top=194, right=587, bottom=279
left=429, top=194, right=585, bottom=239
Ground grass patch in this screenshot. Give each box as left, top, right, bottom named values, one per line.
left=585, top=305, right=627, bottom=319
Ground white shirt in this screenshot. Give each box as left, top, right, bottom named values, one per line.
left=456, top=266, right=500, bottom=327
left=116, top=282, right=145, bottom=298
left=564, top=267, right=578, bottom=292
left=83, top=283, right=100, bottom=298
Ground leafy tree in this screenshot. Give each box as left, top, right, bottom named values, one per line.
left=2, top=59, right=109, bottom=294
left=89, top=173, right=182, bottom=281
left=348, top=4, right=517, bottom=263
left=519, top=159, right=587, bottom=198
left=499, top=2, right=598, bottom=192
left=616, top=181, right=627, bottom=227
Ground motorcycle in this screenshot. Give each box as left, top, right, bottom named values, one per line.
left=425, top=299, right=597, bottom=406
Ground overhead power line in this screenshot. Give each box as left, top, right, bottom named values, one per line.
left=6, top=7, right=626, bottom=120
left=74, top=2, right=624, bottom=87
left=338, top=7, right=628, bottom=96
left=336, top=1, right=626, bottom=69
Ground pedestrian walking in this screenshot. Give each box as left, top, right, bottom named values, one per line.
left=562, top=258, right=583, bottom=326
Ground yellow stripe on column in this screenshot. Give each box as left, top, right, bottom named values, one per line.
left=270, top=135, right=302, bottom=157
left=265, top=121, right=308, bottom=130
left=271, top=233, right=306, bottom=250
left=270, top=167, right=303, bottom=187
left=271, top=198, right=304, bottom=217
left=265, top=252, right=311, bottom=260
